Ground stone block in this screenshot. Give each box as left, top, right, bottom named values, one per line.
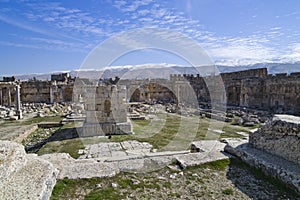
left=0, top=141, right=58, bottom=200
left=250, top=114, right=300, bottom=165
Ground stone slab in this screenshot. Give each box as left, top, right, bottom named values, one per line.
left=40, top=153, right=119, bottom=179
left=175, top=151, right=229, bottom=168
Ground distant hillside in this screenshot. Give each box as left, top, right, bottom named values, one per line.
left=2, top=62, right=300, bottom=81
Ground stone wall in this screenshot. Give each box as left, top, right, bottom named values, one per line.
left=21, top=81, right=52, bottom=103
left=249, top=114, right=300, bottom=165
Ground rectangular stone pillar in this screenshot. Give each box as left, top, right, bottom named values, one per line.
left=0, top=88, right=2, bottom=106
left=50, top=87, right=54, bottom=104
left=15, top=85, right=22, bottom=119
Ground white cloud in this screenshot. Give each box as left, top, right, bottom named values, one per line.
left=2, top=0, right=300, bottom=65
left=282, top=43, right=300, bottom=62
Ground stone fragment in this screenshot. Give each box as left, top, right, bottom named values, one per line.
left=0, top=141, right=58, bottom=200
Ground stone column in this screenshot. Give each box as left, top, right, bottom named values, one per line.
left=15, top=85, right=22, bottom=119
left=50, top=86, right=54, bottom=104
left=8, top=87, right=11, bottom=107
left=0, top=88, right=2, bottom=106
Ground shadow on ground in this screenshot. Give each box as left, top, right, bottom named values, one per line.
left=226, top=158, right=299, bottom=199
left=25, top=127, right=79, bottom=153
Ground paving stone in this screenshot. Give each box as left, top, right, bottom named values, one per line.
left=175, top=151, right=229, bottom=169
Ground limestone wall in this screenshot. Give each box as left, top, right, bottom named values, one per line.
left=21, top=81, right=52, bottom=103
left=249, top=115, right=300, bottom=165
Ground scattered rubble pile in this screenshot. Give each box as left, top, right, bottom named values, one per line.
left=22, top=127, right=60, bottom=152
left=0, top=102, right=74, bottom=121
left=228, top=108, right=271, bottom=127
left=25, top=102, right=73, bottom=118
left=0, top=106, right=19, bottom=120
left=0, top=140, right=58, bottom=200
left=128, top=103, right=165, bottom=120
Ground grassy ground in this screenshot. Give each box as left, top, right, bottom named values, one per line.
left=37, top=113, right=253, bottom=158
left=50, top=158, right=299, bottom=200
left=37, top=123, right=84, bottom=158
left=1, top=115, right=63, bottom=127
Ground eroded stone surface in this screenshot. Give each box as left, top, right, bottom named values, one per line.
left=224, top=138, right=300, bottom=194
left=176, top=140, right=228, bottom=168
left=79, top=140, right=153, bottom=159
left=0, top=140, right=58, bottom=200
left=40, top=153, right=119, bottom=179
left=250, top=115, right=300, bottom=165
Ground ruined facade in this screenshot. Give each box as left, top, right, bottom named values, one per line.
left=169, top=68, right=300, bottom=115
left=1, top=68, right=300, bottom=115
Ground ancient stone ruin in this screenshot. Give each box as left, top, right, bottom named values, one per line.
left=0, top=67, right=300, bottom=198
left=225, top=114, right=300, bottom=194
left=250, top=114, right=300, bottom=165
left=79, top=82, right=132, bottom=137
left=1, top=68, right=300, bottom=116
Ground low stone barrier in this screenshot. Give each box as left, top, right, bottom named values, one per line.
left=249, top=114, right=300, bottom=165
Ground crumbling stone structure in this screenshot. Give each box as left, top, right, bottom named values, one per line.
left=168, top=68, right=300, bottom=115
left=1, top=68, right=300, bottom=116
left=249, top=114, right=300, bottom=165
left=0, top=80, right=22, bottom=119
left=75, top=78, right=132, bottom=136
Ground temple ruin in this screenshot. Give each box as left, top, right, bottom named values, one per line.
left=1, top=67, right=300, bottom=123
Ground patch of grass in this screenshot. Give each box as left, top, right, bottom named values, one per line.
left=132, top=119, right=151, bottom=127
left=21, top=115, right=62, bottom=125
left=117, top=178, right=140, bottom=190
left=85, top=187, right=123, bottom=200
left=169, top=192, right=181, bottom=198
left=222, top=188, right=234, bottom=195
left=185, top=159, right=230, bottom=172
left=163, top=181, right=171, bottom=188
left=97, top=113, right=181, bottom=150
left=51, top=178, right=79, bottom=200
left=38, top=138, right=84, bottom=158
left=0, top=115, right=62, bottom=127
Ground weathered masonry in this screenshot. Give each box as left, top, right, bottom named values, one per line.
left=74, top=78, right=132, bottom=136
left=1, top=67, right=300, bottom=115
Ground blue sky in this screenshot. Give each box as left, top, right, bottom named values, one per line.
left=1, top=0, right=300, bottom=75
